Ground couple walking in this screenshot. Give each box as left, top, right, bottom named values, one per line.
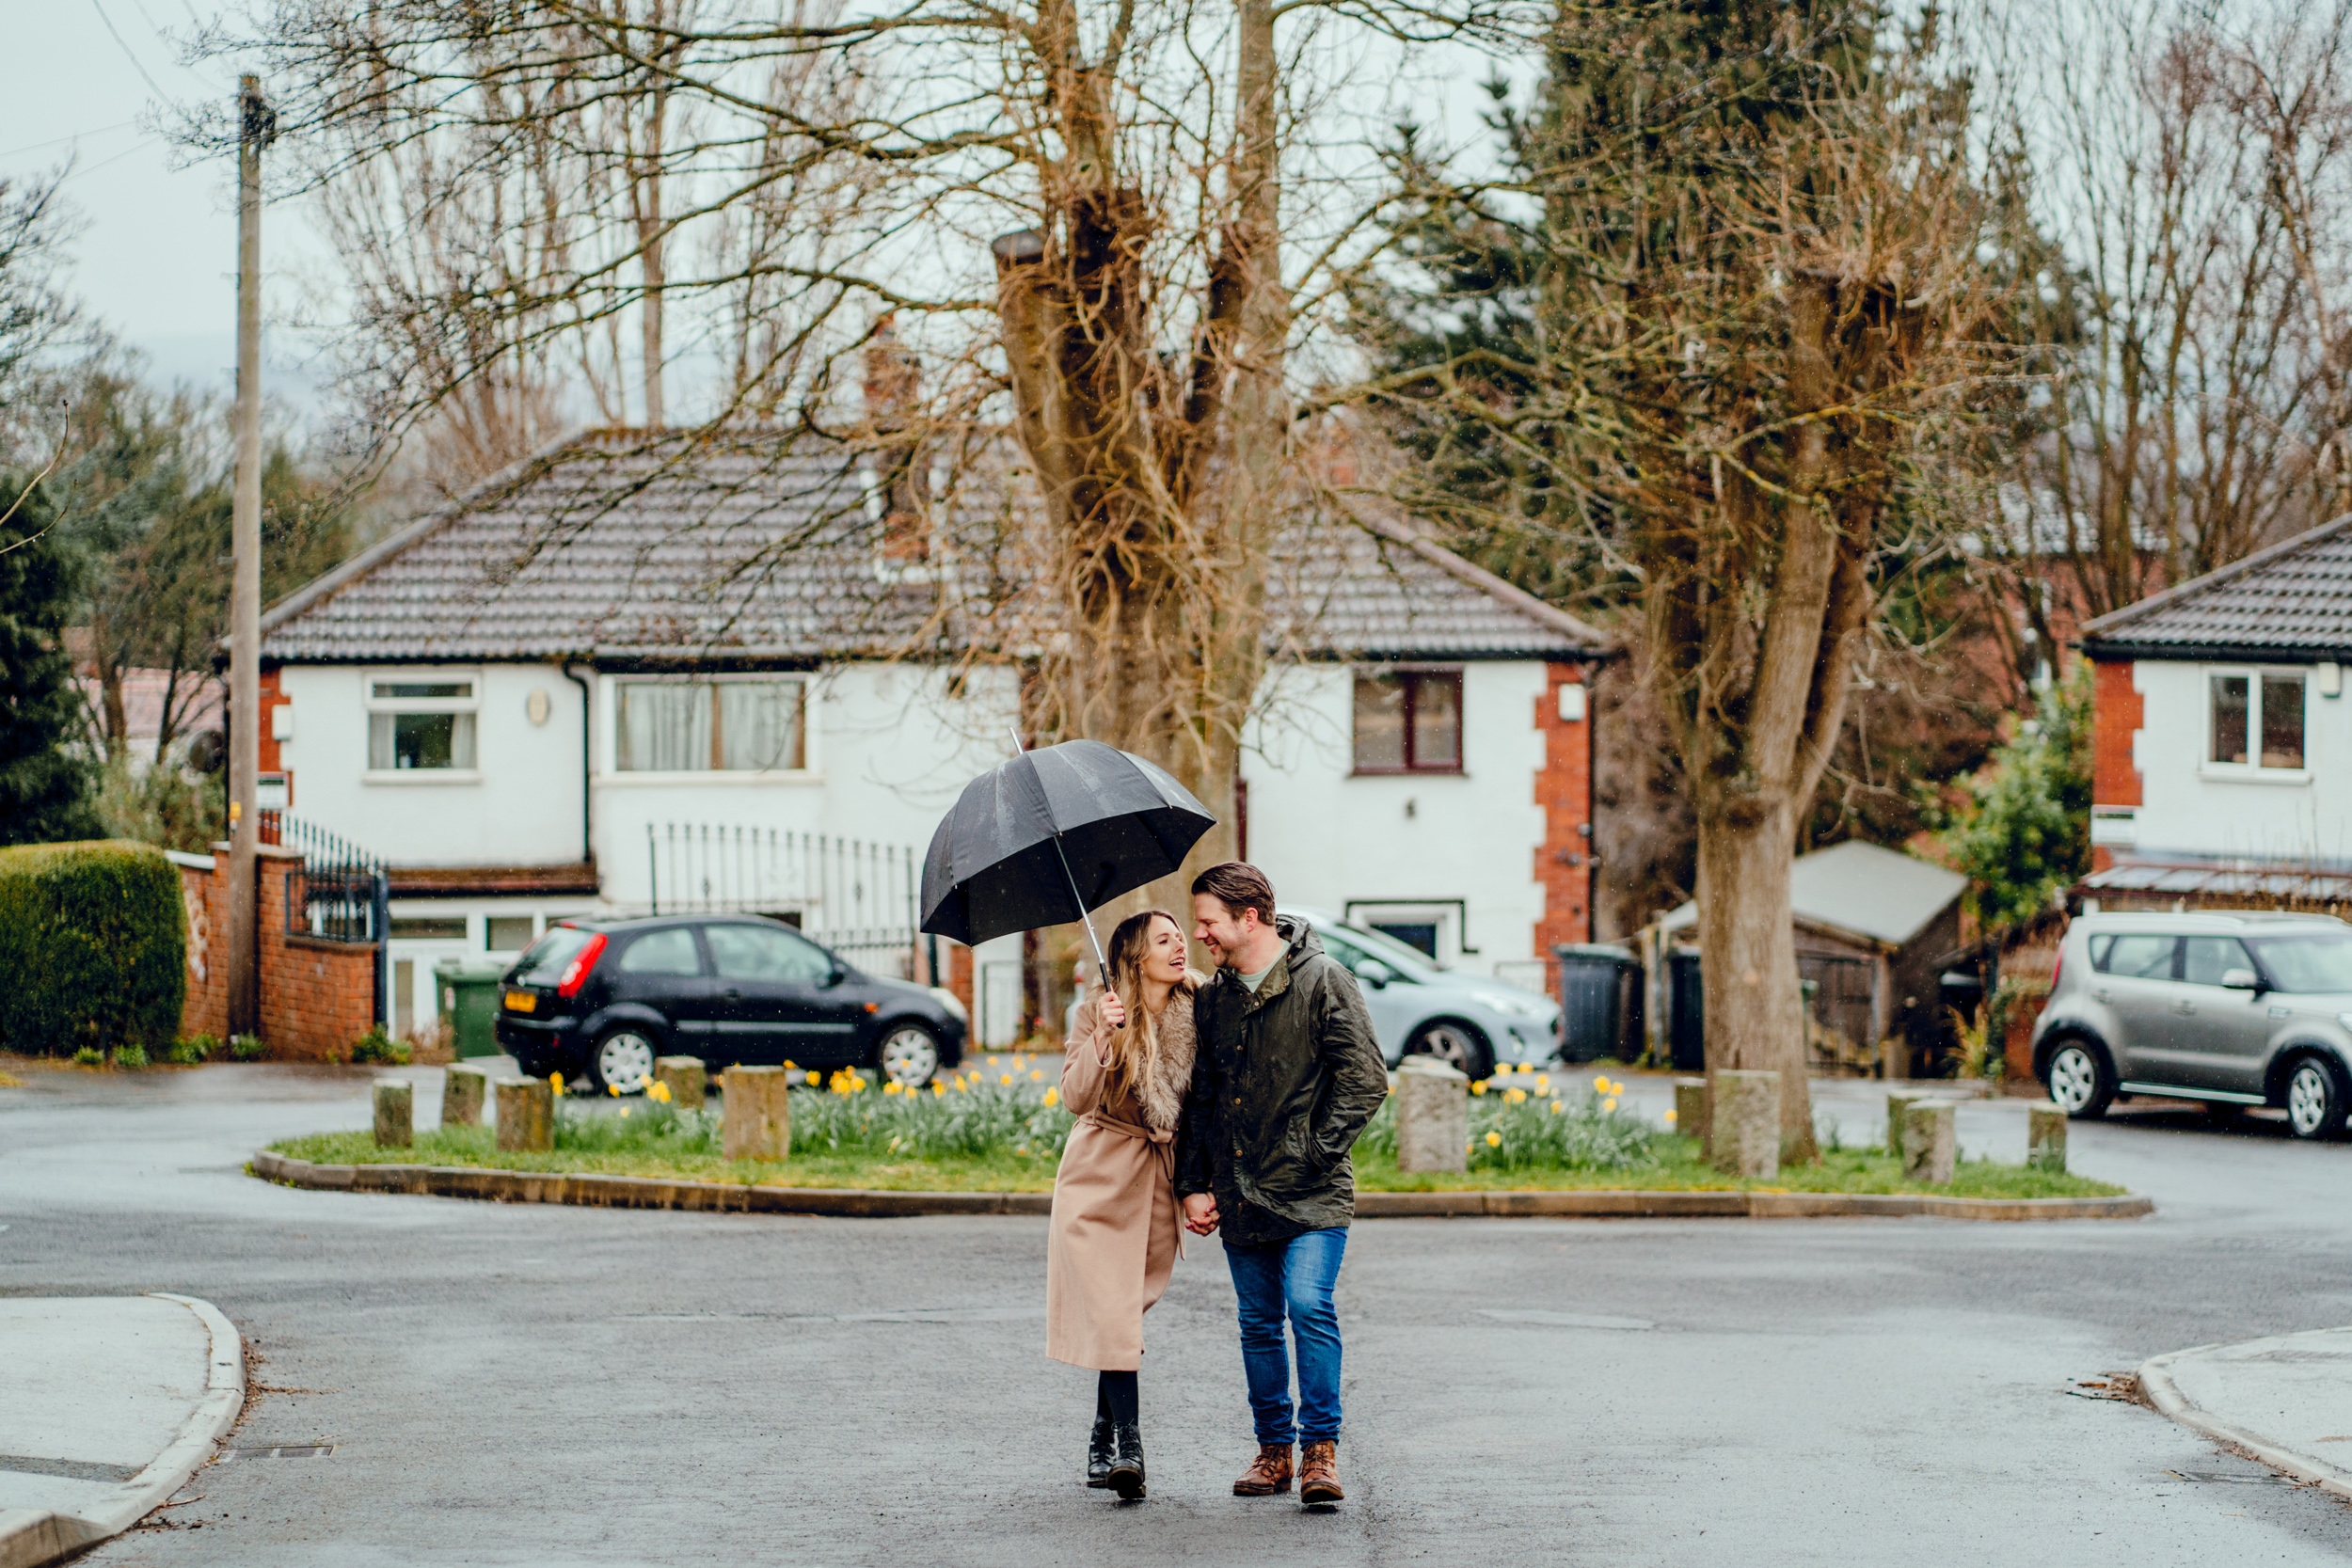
left=1044, top=862, right=1388, bottom=1506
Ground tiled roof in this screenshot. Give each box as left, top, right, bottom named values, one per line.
left=262, top=431, right=1611, bottom=665
left=2080, top=515, right=2352, bottom=658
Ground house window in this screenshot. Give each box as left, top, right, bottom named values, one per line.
left=616, top=678, right=807, bottom=772
left=368, top=677, right=479, bottom=771
left=2208, top=671, right=2305, bottom=770
left=1353, top=670, right=1462, bottom=773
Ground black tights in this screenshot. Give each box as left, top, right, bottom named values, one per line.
left=1096, top=1369, right=1138, bottom=1427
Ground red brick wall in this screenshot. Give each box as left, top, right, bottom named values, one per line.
left=1533, top=661, right=1595, bottom=987
left=258, top=666, right=289, bottom=777
left=176, top=847, right=375, bottom=1059
left=947, top=942, right=975, bottom=1020
left=2090, top=658, right=2142, bottom=872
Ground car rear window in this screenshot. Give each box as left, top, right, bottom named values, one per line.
left=2248, top=935, right=2352, bottom=993
left=2090, top=933, right=2176, bottom=978
left=512, top=926, right=597, bottom=986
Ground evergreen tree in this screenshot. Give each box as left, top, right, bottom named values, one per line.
left=0, top=475, right=100, bottom=844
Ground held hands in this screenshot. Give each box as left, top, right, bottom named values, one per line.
left=1182, top=1191, right=1220, bottom=1236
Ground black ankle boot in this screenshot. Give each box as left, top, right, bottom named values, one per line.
left=1087, top=1414, right=1115, bottom=1488
left=1108, top=1419, right=1146, bottom=1499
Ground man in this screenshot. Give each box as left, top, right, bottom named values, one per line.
left=1176, top=863, right=1388, bottom=1509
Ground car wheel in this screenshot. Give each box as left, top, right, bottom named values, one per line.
left=877, top=1023, right=942, bottom=1089
left=589, top=1027, right=659, bottom=1095
left=1406, top=1021, right=1493, bottom=1083
left=2285, top=1055, right=2350, bottom=1140
left=2045, top=1039, right=2114, bottom=1120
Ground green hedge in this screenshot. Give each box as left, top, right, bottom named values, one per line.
left=0, top=840, right=186, bottom=1057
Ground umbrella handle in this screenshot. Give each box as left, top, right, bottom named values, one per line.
left=1048, top=832, right=1112, bottom=984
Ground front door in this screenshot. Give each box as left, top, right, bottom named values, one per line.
left=702, top=923, right=865, bottom=1068
left=2170, top=936, right=2274, bottom=1096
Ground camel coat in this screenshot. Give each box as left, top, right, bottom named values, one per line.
left=1045, top=985, right=1197, bottom=1371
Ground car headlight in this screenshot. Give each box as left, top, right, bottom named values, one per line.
left=930, top=987, right=969, bottom=1024
left=2335, top=1011, right=2352, bottom=1031
left=1486, top=990, right=1559, bottom=1022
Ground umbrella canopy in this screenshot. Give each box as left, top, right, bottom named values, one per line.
left=919, top=739, right=1216, bottom=950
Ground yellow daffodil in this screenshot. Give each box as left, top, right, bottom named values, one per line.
left=931, top=1081, right=946, bottom=1097
left=1662, top=1108, right=1677, bottom=1124
left=1015, top=1145, right=1029, bottom=1156
left=1592, top=1073, right=1610, bottom=1094
left=1505, top=1087, right=1527, bottom=1104
left=1470, top=1080, right=1488, bottom=1095
left=1029, top=1069, right=1044, bottom=1081
left=1534, top=1074, right=1550, bottom=1092
left=882, top=1080, right=902, bottom=1095
left=549, top=1072, right=564, bottom=1096
left=1549, top=1101, right=1565, bottom=1116
left=999, top=1073, right=1014, bottom=1086
left=1042, top=1085, right=1059, bottom=1107
left=783, top=1060, right=798, bottom=1071
left=1485, top=1132, right=1502, bottom=1147
left=618, top=1107, right=630, bottom=1118
left=608, top=1081, right=621, bottom=1096
left=1603, top=1097, right=1618, bottom=1112
left=649, top=1081, right=672, bottom=1103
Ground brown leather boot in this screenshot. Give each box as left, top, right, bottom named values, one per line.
left=1232, top=1443, right=1294, bottom=1496
left=1299, top=1440, right=1343, bottom=1506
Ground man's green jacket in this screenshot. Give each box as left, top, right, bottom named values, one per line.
left=1175, top=916, right=1390, bottom=1241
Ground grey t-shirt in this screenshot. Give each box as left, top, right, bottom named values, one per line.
left=1237, top=960, right=1279, bottom=993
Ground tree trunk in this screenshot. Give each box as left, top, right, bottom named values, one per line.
left=1693, top=792, right=1817, bottom=1163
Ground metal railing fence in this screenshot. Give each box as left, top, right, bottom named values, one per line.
left=644, top=824, right=921, bottom=979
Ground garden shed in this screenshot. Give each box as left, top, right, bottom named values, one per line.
left=1659, top=840, right=1968, bottom=1076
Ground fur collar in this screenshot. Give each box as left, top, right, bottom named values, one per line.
left=1132, top=973, right=1201, bottom=1132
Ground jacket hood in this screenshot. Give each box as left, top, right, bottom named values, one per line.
left=1277, top=913, right=1324, bottom=962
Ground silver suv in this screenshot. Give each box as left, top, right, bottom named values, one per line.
left=2032, top=911, right=2352, bottom=1139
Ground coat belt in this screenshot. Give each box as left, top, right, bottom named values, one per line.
left=1077, top=1111, right=1184, bottom=1258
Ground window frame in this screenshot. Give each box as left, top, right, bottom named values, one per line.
left=1350, top=666, right=1466, bottom=777
left=364, top=670, right=483, bottom=782
left=612, top=673, right=814, bottom=778
left=2201, top=664, right=2312, bottom=782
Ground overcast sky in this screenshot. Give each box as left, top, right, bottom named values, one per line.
left=1, top=0, right=328, bottom=405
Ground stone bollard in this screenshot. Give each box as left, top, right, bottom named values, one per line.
left=373, top=1081, right=413, bottom=1148
left=1396, top=1057, right=1470, bottom=1173
left=722, top=1066, right=790, bottom=1161
left=2027, top=1102, right=2068, bottom=1171
left=1673, top=1078, right=1709, bottom=1148
left=654, top=1055, right=707, bottom=1111
left=495, top=1077, right=554, bottom=1153
left=441, top=1065, right=488, bottom=1128
left=1901, top=1101, right=1957, bottom=1184
left=1710, top=1070, right=1780, bottom=1179
left=1885, top=1092, right=1925, bottom=1160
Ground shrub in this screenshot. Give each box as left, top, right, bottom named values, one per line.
left=72, top=1046, right=103, bottom=1067
left=351, top=1026, right=410, bottom=1066
left=228, top=1034, right=265, bottom=1062
left=167, top=1034, right=219, bottom=1065
left=113, top=1042, right=149, bottom=1069
left=0, top=840, right=185, bottom=1058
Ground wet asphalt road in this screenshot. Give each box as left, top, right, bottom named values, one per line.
left=4, top=1060, right=2351, bottom=1567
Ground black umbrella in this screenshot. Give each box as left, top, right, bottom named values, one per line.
left=919, top=737, right=1216, bottom=976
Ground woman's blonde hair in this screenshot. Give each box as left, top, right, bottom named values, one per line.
left=1101, top=908, right=1183, bottom=1082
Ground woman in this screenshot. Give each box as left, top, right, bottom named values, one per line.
left=1046, top=908, right=1199, bottom=1501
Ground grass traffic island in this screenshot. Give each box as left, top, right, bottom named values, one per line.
left=257, top=1064, right=2141, bottom=1217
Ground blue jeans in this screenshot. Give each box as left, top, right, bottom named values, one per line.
left=1223, top=1227, right=1348, bottom=1445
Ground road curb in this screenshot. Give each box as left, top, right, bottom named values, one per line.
left=0, top=1293, right=244, bottom=1568
left=2138, top=1338, right=2352, bottom=1503
left=249, top=1150, right=2151, bottom=1221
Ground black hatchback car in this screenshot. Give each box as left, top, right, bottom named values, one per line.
left=493, top=914, right=967, bottom=1092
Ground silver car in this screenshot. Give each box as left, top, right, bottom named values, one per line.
left=1282, top=907, right=1562, bottom=1079
left=2031, top=910, right=2352, bottom=1139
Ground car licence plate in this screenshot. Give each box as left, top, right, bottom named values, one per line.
left=504, top=990, right=536, bottom=1013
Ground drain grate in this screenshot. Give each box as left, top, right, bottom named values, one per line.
left=218, top=1446, right=334, bottom=1462
left=2164, top=1469, right=2293, bottom=1485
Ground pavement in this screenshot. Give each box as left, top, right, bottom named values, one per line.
left=2141, top=1326, right=2352, bottom=1501
left=0, top=1293, right=242, bottom=1568
left=3, top=1056, right=2351, bottom=1564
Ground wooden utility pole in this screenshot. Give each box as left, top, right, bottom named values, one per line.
left=226, top=74, right=272, bottom=1037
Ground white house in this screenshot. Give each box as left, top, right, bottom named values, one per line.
left=254, top=431, right=1611, bottom=1041
left=2080, top=515, right=2352, bottom=907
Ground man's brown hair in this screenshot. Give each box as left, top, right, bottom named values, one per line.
left=1190, top=862, right=1277, bottom=927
